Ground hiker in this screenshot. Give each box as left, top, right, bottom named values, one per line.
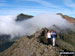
left=46, top=30, right=52, bottom=45
left=51, top=31, right=56, bottom=46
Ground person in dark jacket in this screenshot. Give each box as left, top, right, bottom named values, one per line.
left=51, top=31, right=56, bottom=46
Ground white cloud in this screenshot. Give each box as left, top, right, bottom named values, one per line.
left=0, top=8, right=54, bottom=16
left=63, top=0, right=75, bottom=8
left=18, top=0, right=60, bottom=8
left=0, top=8, right=75, bottom=17
left=0, top=0, right=7, bottom=2
left=0, top=3, right=7, bottom=6
left=0, top=0, right=8, bottom=6
left=0, top=0, right=75, bottom=17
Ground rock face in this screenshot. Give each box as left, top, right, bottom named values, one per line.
left=1, top=37, right=59, bottom=56
left=57, top=13, right=75, bottom=24
left=0, top=28, right=75, bottom=56
left=0, top=28, right=60, bottom=56
left=16, top=13, right=33, bottom=21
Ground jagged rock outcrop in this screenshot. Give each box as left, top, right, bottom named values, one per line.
left=16, top=13, right=33, bottom=21
left=57, top=13, right=75, bottom=24
left=0, top=28, right=75, bottom=56
left=0, top=28, right=60, bottom=56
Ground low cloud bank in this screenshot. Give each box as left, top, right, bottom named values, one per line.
left=0, top=13, right=74, bottom=40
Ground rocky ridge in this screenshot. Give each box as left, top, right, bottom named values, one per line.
left=57, top=13, right=75, bottom=24
left=0, top=28, right=60, bottom=56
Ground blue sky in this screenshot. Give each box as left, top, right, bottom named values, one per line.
left=0, top=0, right=75, bottom=17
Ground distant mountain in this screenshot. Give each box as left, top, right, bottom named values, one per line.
left=57, top=13, right=75, bottom=24
left=16, top=13, right=33, bottom=21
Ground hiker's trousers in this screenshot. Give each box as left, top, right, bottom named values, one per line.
left=53, top=38, right=55, bottom=46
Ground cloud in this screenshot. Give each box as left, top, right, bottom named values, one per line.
left=0, top=7, right=75, bottom=17
left=0, top=0, right=7, bottom=2
left=63, top=0, right=75, bottom=8
left=0, top=3, right=7, bottom=6
left=0, top=8, right=55, bottom=16
left=0, top=13, right=74, bottom=40
left=0, top=0, right=8, bottom=6
left=18, top=0, right=60, bottom=8
left=0, top=0, right=75, bottom=17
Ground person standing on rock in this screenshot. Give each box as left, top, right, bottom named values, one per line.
left=52, top=31, right=56, bottom=46
left=46, top=30, right=52, bottom=45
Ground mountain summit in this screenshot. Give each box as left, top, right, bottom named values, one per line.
left=16, top=13, right=33, bottom=21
